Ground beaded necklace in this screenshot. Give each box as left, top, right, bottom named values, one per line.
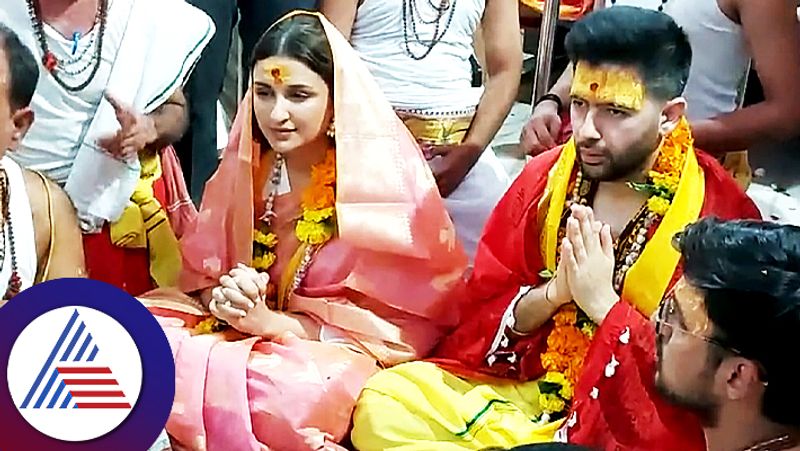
left=25, top=0, right=108, bottom=92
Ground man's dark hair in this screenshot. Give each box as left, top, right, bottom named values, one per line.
left=565, top=6, right=692, bottom=100
left=0, top=23, right=39, bottom=110
left=676, top=217, right=800, bottom=427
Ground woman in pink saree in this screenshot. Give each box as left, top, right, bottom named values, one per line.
left=141, top=11, right=467, bottom=450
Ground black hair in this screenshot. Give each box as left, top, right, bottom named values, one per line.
left=676, top=217, right=800, bottom=426
left=250, top=13, right=333, bottom=87
left=0, top=23, right=39, bottom=110
left=565, top=6, right=692, bottom=100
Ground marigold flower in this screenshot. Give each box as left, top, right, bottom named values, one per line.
left=252, top=252, right=277, bottom=271
left=194, top=317, right=221, bottom=335
left=302, top=185, right=335, bottom=211
left=303, top=207, right=335, bottom=223
left=647, top=196, right=671, bottom=216
left=254, top=230, right=278, bottom=248
left=553, top=303, right=578, bottom=327
left=296, top=220, right=334, bottom=245
left=538, top=393, right=566, bottom=414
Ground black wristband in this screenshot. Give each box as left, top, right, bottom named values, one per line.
left=535, top=93, right=563, bottom=114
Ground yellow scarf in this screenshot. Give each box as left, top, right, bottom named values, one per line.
left=539, top=136, right=705, bottom=316
left=110, top=152, right=181, bottom=287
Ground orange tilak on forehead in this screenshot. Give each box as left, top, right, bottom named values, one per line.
left=266, top=64, right=291, bottom=85
left=672, top=279, right=713, bottom=336
left=570, top=62, right=646, bottom=111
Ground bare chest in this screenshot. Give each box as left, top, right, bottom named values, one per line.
left=591, top=186, right=647, bottom=239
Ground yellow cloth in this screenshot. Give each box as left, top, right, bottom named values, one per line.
left=399, top=114, right=473, bottom=145
left=110, top=152, right=181, bottom=287
left=351, top=361, right=561, bottom=450
left=540, top=138, right=705, bottom=316
left=353, top=133, right=708, bottom=450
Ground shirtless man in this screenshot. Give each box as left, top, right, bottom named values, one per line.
left=522, top=0, right=800, bottom=159
left=0, top=24, right=85, bottom=306
left=322, top=0, right=521, bottom=262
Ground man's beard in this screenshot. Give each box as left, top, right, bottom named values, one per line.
left=578, top=132, right=662, bottom=182
left=655, top=336, right=722, bottom=427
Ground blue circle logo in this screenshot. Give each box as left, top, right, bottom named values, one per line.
left=0, top=279, right=175, bottom=450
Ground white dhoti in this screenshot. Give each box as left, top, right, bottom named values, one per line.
left=399, top=110, right=511, bottom=263
left=444, top=149, right=510, bottom=262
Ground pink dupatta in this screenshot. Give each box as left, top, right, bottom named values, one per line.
left=148, top=11, right=468, bottom=450
left=178, top=11, right=467, bottom=357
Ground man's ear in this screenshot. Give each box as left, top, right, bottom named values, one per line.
left=659, top=97, right=686, bottom=135
left=8, top=106, right=34, bottom=151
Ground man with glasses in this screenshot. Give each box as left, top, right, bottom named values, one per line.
left=350, top=8, right=763, bottom=450
left=652, top=218, right=800, bottom=451
left=569, top=217, right=800, bottom=450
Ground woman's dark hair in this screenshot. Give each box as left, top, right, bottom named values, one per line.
left=676, top=217, right=800, bottom=426
left=250, top=13, right=334, bottom=87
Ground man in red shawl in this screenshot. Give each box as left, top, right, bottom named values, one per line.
left=351, top=7, right=762, bottom=451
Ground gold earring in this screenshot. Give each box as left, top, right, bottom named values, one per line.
left=326, top=121, right=335, bottom=139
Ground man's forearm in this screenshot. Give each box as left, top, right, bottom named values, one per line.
left=464, top=69, right=520, bottom=155
left=692, top=101, right=800, bottom=155
left=513, top=283, right=561, bottom=334
left=547, top=64, right=573, bottom=107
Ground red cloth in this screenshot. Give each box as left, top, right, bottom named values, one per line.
left=82, top=174, right=167, bottom=296
left=431, top=149, right=562, bottom=381
left=431, top=147, right=761, bottom=449
left=567, top=157, right=761, bottom=450
left=160, top=145, right=197, bottom=239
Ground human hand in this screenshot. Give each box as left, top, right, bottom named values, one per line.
left=546, top=248, right=572, bottom=308
left=209, top=264, right=273, bottom=336
left=97, top=93, right=158, bottom=159
left=562, top=205, right=618, bottom=323
left=421, top=142, right=481, bottom=198
left=519, top=100, right=562, bottom=157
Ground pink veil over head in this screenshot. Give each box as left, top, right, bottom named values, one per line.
left=179, top=11, right=467, bottom=324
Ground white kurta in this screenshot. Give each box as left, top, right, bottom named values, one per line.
left=2, top=0, right=214, bottom=231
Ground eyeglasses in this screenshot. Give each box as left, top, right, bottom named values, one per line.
left=653, top=289, right=742, bottom=355
left=654, top=288, right=769, bottom=385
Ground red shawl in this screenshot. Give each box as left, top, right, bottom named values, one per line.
left=431, top=147, right=761, bottom=450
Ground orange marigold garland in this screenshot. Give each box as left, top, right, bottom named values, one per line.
left=631, top=117, right=691, bottom=216
left=535, top=120, right=691, bottom=420
left=195, top=149, right=337, bottom=334
left=536, top=303, right=594, bottom=422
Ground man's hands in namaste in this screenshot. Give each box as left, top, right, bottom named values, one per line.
left=209, top=264, right=275, bottom=337
left=546, top=204, right=620, bottom=324
left=97, top=93, right=158, bottom=159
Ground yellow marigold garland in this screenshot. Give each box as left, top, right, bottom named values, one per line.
left=194, top=149, right=337, bottom=334
left=537, top=303, right=593, bottom=419
left=535, top=118, right=693, bottom=419
left=630, top=117, right=692, bottom=217
left=296, top=149, right=337, bottom=245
